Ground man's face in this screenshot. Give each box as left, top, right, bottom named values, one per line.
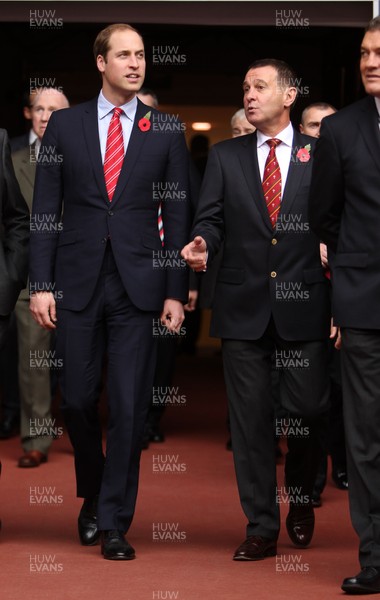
left=360, top=30, right=380, bottom=98
left=300, top=107, right=336, bottom=137
left=26, top=88, right=69, bottom=139
left=243, top=66, right=296, bottom=133
left=231, top=115, right=256, bottom=138
left=137, top=93, right=157, bottom=109
left=97, top=29, right=146, bottom=102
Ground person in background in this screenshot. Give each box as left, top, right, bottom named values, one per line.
left=231, top=108, right=256, bottom=137
left=12, top=87, right=69, bottom=468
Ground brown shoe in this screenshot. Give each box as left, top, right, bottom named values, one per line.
left=18, top=450, right=47, bottom=468
left=286, top=503, right=315, bottom=548
left=233, top=535, right=277, bottom=561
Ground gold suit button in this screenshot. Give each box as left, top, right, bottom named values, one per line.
left=272, top=239, right=277, bottom=245
left=271, top=271, right=277, bottom=278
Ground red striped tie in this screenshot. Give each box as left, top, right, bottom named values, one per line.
left=262, top=138, right=282, bottom=228
left=104, top=107, right=124, bottom=201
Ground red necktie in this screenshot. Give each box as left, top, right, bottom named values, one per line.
left=262, top=138, right=282, bottom=227
left=104, top=107, right=124, bottom=201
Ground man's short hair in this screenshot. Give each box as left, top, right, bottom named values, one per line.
left=93, top=23, right=143, bottom=63
left=231, top=108, right=246, bottom=127
left=138, top=88, right=159, bottom=108
left=301, top=102, right=337, bottom=125
left=247, top=58, right=298, bottom=91
left=365, top=16, right=380, bottom=33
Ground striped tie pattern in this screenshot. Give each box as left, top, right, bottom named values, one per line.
left=262, top=138, right=282, bottom=227
left=104, top=107, right=124, bottom=201
left=158, top=202, right=164, bottom=246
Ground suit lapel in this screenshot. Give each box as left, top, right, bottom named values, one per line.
left=358, top=96, right=380, bottom=176
left=111, top=99, right=151, bottom=208
left=82, top=98, right=109, bottom=205
left=237, top=132, right=273, bottom=232
left=279, top=130, right=311, bottom=218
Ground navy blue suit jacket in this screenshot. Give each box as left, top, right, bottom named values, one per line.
left=30, top=98, right=190, bottom=311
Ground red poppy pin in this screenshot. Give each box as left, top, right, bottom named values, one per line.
left=296, top=144, right=311, bottom=163
left=138, top=111, right=151, bottom=132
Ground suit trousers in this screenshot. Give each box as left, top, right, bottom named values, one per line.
left=341, top=327, right=380, bottom=567
left=15, top=297, right=53, bottom=454
left=57, top=243, right=158, bottom=532
left=222, top=319, right=329, bottom=539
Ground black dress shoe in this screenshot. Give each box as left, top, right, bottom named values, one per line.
left=101, top=530, right=135, bottom=560
left=233, top=535, right=277, bottom=561
left=332, top=468, right=348, bottom=490
left=78, top=496, right=100, bottom=546
left=342, top=566, right=380, bottom=594
left=0, top=414, right=19, bottom=439
left=286, top=504, right=315, bottom=548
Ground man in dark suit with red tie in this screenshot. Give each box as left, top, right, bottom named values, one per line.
left=310, top=17, right=380, bottom=595
left=30, top=23, right=190, bottom=560
left=182, top=59, right=331, bottom=561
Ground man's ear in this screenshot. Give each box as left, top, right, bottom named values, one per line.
left=23, top=106, right=32, bottom=120
left=284, top=86, right=298, bottom=108
left=96, top=54, right=106, bottom=73
left=299, top=123, right=305, bottom=133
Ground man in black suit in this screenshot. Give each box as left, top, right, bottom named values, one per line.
left=182, top=58, right=330, bottom=561
left=310, top=17, right=380, bottom=595
left=0, top=129, right=29, bottom=348
left=30, top=23, right=189, bottom=560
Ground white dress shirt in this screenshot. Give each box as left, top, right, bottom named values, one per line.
left=97, top=91, right=137, bottom=163
left=257, top=122, right=294, bottom=199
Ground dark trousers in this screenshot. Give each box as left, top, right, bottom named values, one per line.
left=57, top=245, right=158, bottom=532
left=341, top=327, right=380, bottom=567
left=222, top=319, right=329, bottom=539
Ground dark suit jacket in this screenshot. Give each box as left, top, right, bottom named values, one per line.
left=309, top=95, right=380, bottom=329
left=0, top=129, right=29, bottom=315
left=192, top=129, right=330, bottom=341
left=30, top=98, right=190, bottom=311
left=10, top=132, right=30, bottom=153
left=12, top=144, right=35, bottom=301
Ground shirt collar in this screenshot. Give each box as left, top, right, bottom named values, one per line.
left=29, top=129, right=38, bottom=145
left=98, top=90, right=137, bottom=121
left=257, top=122, right=294, bottom=148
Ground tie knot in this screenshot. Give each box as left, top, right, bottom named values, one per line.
left=113, top=107, right=123, bottom=119
left=267, top=138, right=281, bottom=149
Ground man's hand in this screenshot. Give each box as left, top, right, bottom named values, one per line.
left=30, top=292, right=57, bottom=330
left=160, top=299, right=185, bottom=333
left=330, top=318, right=341, bottom=350
left=320, top=243, right=328, bottom=268
left=184, top=290, right=198, bottom=312
left=181, top=236, right=207, bottom=272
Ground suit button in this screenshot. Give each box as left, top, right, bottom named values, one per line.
left=108, top=210, right=114, bottom=216
left=101, top=237, right=108, bottom=243
left=270, top=271, right=277, bottom=278
left=271, top=238, right=277, bottom=245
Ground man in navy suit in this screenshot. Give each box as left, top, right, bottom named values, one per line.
left=30, top=23, right=190, bottom=560
left=182, top=59, right=331, bottom=561
left=310, top=16, right=380, bottom=595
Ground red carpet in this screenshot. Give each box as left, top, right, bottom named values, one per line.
left=1, top=350, right=357, bottom=599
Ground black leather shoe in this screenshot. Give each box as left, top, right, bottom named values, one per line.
left=286, top=504, right=315, bottom=548
left=233, top=535, right=277, bottom=561
left=342, top=566, right=380, bottom=594
left=78, top=496, right=100, bottom=546
left=101, top=530, right=135, bottom=560
left=311, top=493, right=322, bottom=508
left=332, top=469, right=348, bottom=490
left=0, top=414, right=19, bottom=439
